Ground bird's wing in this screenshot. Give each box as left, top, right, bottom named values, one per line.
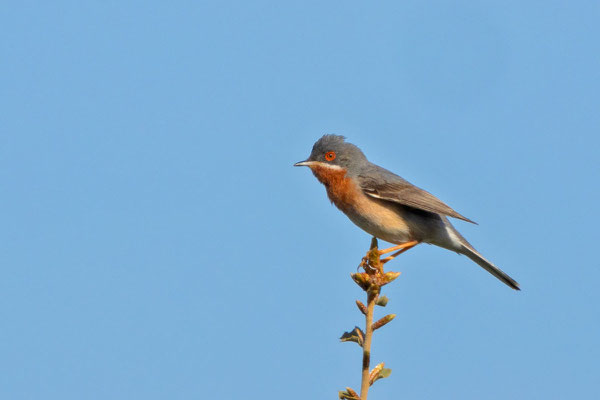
left=357, top=166, right=476, bottom=224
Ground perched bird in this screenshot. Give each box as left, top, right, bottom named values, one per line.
left=294, top=134, right=520, bottom=290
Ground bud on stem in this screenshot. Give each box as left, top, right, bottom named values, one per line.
left=356, top=300, right=367, bottom=315
left=369, top=363, right=384, bottom=386
left=372, top=314, right=396, bottom=331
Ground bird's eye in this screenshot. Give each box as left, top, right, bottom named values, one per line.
left=325, top=151, right=336, bottom=161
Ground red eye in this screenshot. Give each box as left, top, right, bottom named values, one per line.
left=325, top=151, right=336, bottom=161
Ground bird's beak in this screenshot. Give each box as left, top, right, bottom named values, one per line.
left=293, top=160, right=315, bottom=167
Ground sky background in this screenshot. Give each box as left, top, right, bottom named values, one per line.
left=2, top=1, right=599, bottom=399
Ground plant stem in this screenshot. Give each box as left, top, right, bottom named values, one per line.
left=360, top=286, right=379, bottom=399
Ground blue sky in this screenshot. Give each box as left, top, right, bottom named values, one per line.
left=2, top=1, right=599, bottom=399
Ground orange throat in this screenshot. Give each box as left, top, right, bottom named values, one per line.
left=310, top=165, right=361, bottom=212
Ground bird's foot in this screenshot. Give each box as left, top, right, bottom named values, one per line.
left=359, top=247, right=384, bottom=275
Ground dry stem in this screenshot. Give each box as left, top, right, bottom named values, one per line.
left=359, top=237, right=383, bottom=400
left=341, top=237, right=399, bottom=400
left=360, top=285, right=379, bottom=399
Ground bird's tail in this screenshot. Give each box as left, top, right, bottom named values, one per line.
left=460, top=244, right=520, bottom=290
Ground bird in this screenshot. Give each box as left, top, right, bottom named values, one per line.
left=294, top=134, right=520, bottom=290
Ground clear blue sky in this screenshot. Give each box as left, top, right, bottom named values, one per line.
left=2, top=1, right=599, bottom=399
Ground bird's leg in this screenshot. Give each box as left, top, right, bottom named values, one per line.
left=377, top=240, right=419, bottom=256
left=380, top=240, right=419, bottom=264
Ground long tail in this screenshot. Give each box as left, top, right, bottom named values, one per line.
left=460, top=244, right=520, bottom=290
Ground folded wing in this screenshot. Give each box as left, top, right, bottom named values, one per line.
left=357, top=165, right=476, bottom=224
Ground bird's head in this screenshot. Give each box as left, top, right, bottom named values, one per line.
left=294, top=134, right=367, bottom=175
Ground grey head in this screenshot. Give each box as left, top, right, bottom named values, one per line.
left=294, top=134, right=369, bottom=175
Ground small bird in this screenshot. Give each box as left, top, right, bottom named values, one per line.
left=294, top=134, right=520, bottom=290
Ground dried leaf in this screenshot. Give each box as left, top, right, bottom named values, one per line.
left=340, top=327, right=365, bottom=347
